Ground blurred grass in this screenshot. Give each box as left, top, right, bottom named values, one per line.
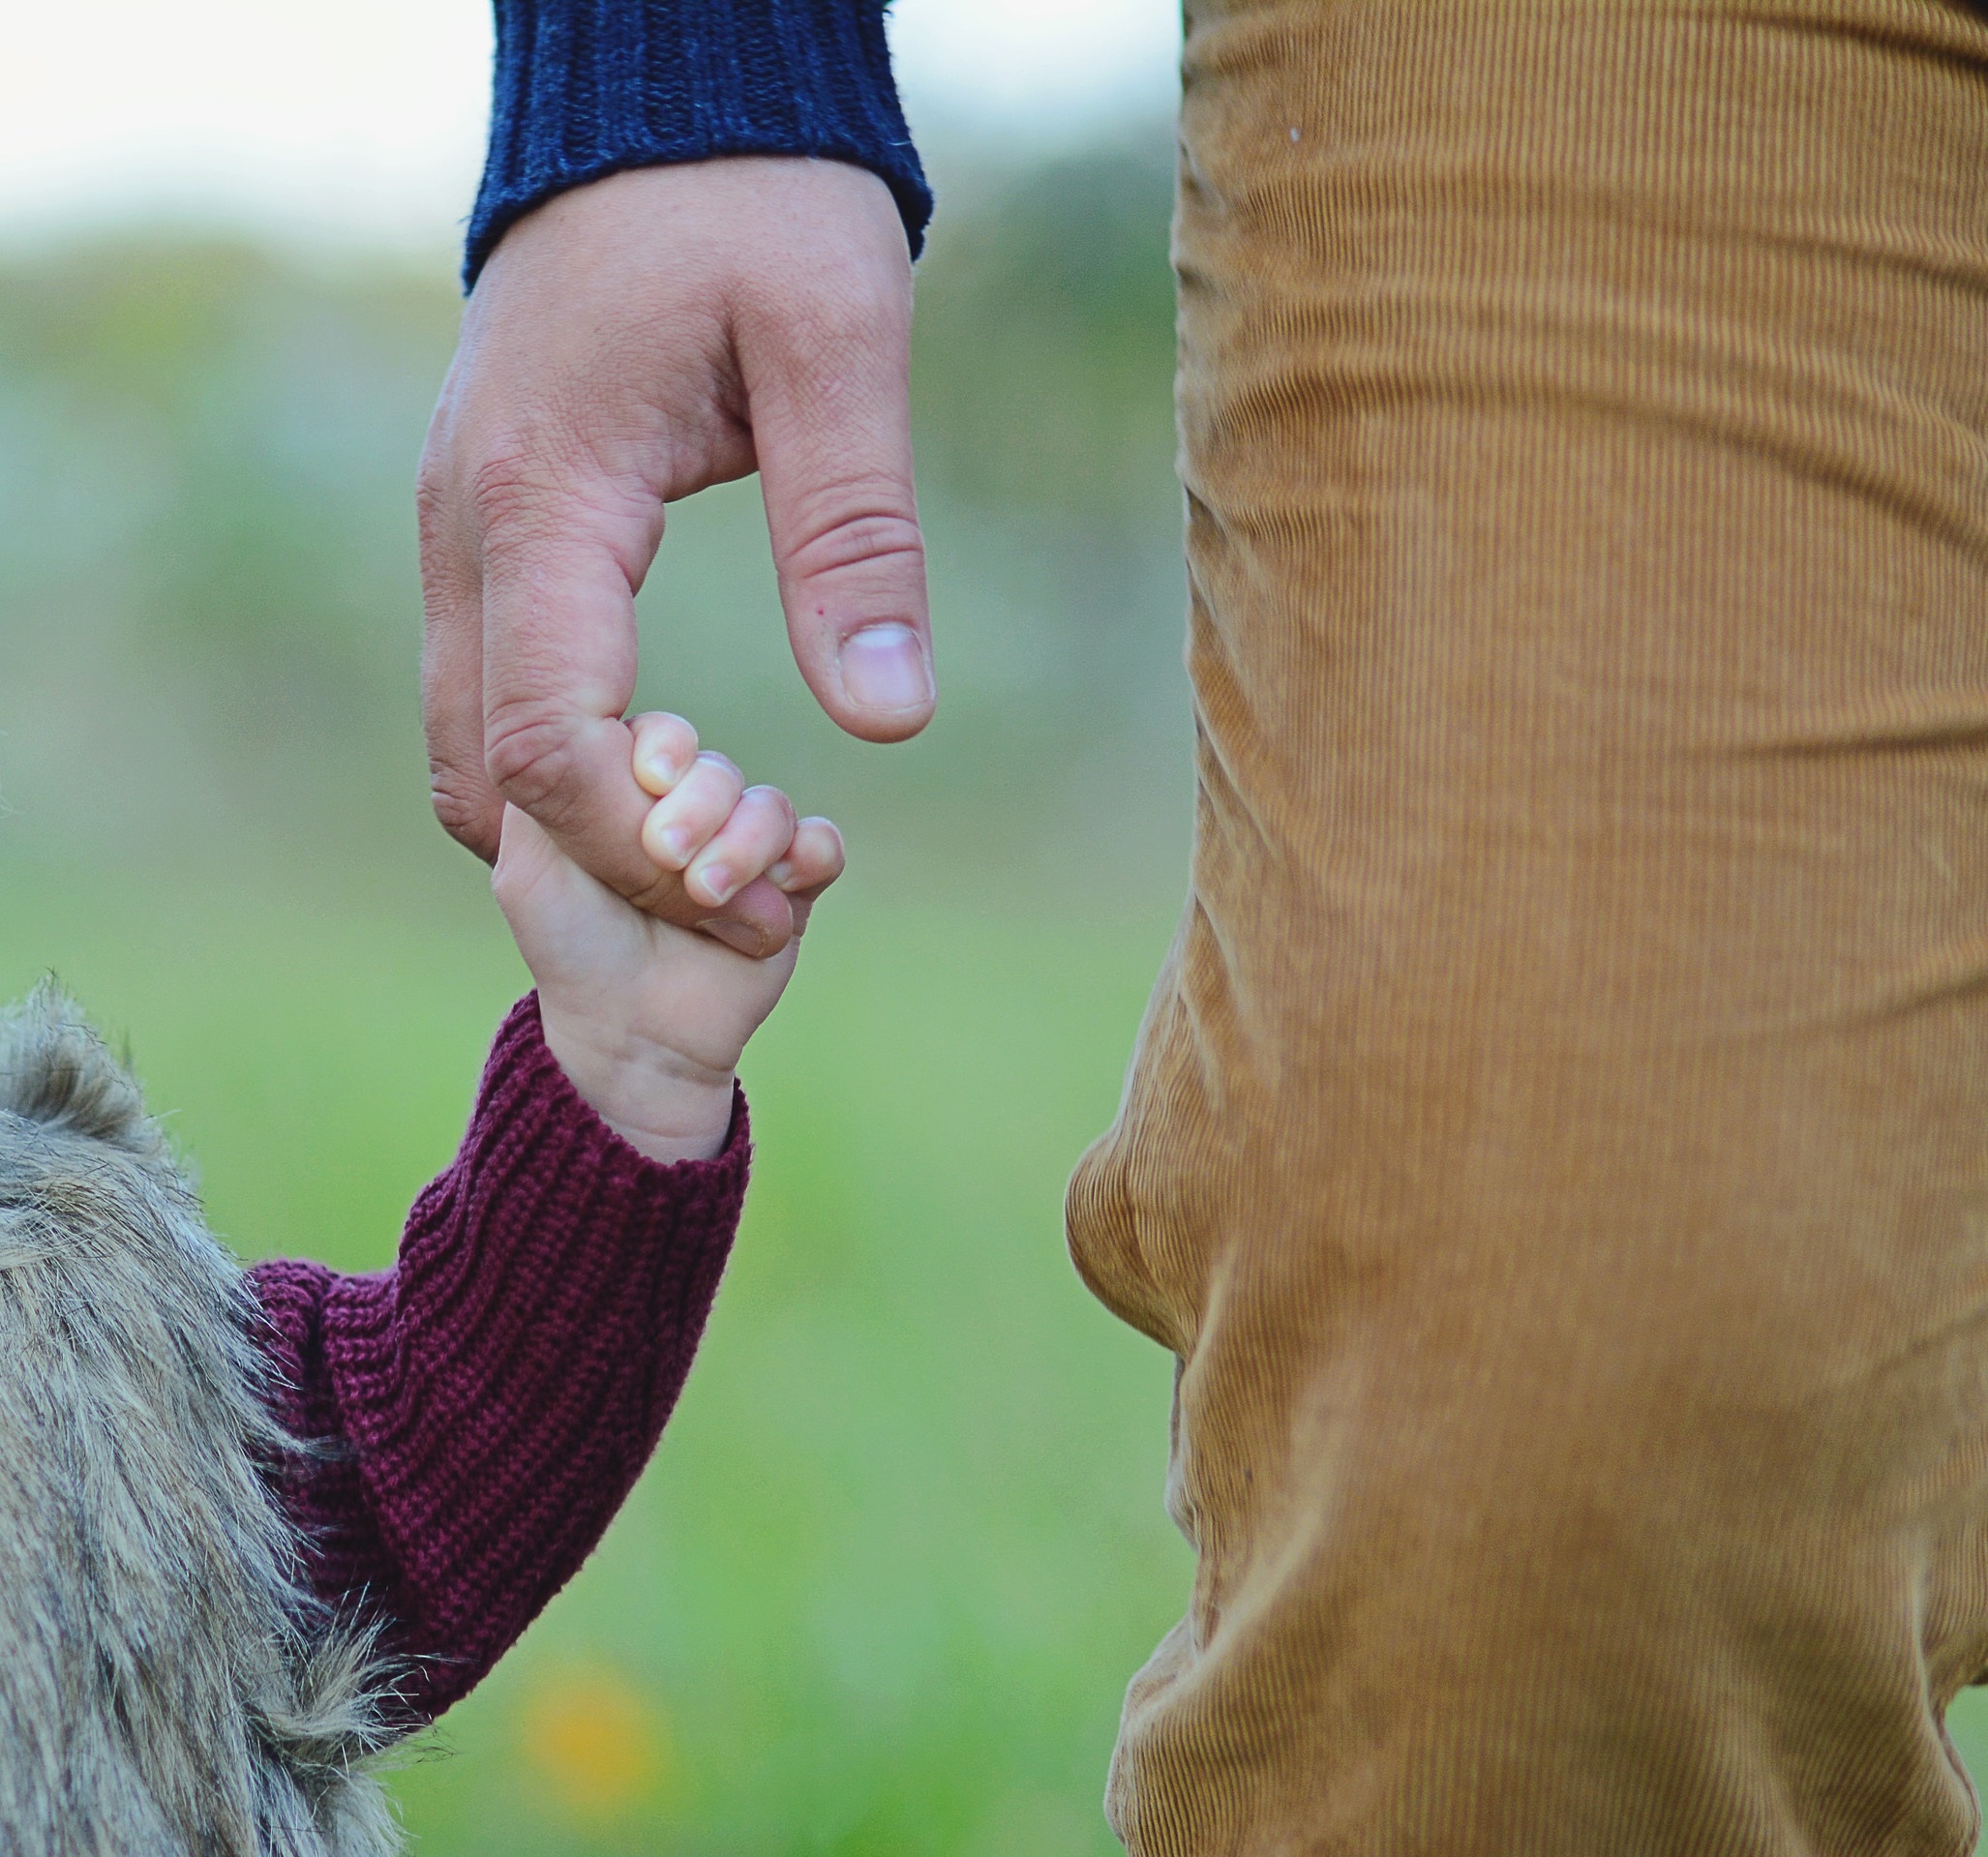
left=0, top=131, right=1190, bottom=895
left=0, top=124, right=1203, bottom=1850
left=15, top=856, right=1988, bottom=1841
left=9, top=114, right=1988, bottom=1849
left=0, top=854, right=1192, bottom=1854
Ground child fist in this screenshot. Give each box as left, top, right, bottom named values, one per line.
left=494, top=712, right=843, bottom=1163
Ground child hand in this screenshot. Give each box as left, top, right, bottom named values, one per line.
left=492, top=712, right=843, bottom=1163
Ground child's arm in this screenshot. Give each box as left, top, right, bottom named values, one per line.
left=248, top=714, right=839, bottom=1722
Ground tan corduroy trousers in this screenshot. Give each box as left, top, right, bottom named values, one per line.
left=1066, top=3, right=1988, bottom=1850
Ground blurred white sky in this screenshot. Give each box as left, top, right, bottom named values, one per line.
left=0, top=0, right=1179, bottom=252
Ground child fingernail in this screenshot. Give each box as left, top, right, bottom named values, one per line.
left=768, top=859, right=795, bottom=888
left=644, top=820, right=691, bottom=868
left=698, top=864, right=737, bottom=904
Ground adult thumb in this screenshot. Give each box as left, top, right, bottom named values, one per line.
left=740, top=238, right=936, bottom=745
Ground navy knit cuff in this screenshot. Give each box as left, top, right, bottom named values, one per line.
left=467, top=0, right=931, bottom=288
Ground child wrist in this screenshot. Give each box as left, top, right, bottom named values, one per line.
left=536, top=1007, right=738, bottom=1163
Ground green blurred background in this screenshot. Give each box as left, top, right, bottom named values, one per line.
left=0, top=130, right=1209, bottom=1853
left=8, top=115, right=1988, bottom=1856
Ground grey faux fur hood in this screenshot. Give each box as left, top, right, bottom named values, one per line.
left=0, top=984, right=402, bottom=1856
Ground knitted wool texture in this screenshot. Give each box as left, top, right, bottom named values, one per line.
left=0, top=985, right=401, bottom=1857
left=252, top=995, right=750, bottom=1722
left=0, top=975, right=748, bottom=1855
left=467, top=0, right=930, bottom=285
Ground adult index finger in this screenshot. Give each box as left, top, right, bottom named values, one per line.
left=478, top=498, right=795, bottom=955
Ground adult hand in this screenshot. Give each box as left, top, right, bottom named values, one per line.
left=418, top=157, right=932, bottom=957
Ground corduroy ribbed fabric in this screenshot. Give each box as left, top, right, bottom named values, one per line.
left=466, top=0, right=929, bottom=287
left=1066, top=2, right=1988, bottom=1850
left=253, top=994, right=748, bottom=1722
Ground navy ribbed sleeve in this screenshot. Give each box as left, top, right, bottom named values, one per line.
left=467, top=0, right=931, bottom=287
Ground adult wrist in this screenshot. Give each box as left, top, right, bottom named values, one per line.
left=467, top=0, right=932, bottom=289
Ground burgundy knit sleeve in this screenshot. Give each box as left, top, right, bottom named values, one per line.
left=248, top=993, right=748, bottom=1723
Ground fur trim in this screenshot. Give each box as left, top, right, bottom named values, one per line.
left=0, top=983, right=403, bottom=1856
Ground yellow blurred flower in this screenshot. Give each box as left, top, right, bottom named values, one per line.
left=519, top=1663, right=675, bottom=1821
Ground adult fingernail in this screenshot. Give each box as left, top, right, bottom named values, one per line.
left=839, top=623, right=932, bottom=712
left=699, top=918, right=768, bottom=957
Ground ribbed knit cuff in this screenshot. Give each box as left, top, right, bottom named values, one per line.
left=252, top=993, right=751, bottom=1722
left=467, top=0, right=931, bottom=287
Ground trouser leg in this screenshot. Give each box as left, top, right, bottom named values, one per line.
left=1069, top=4, right=1988, bottom=1849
